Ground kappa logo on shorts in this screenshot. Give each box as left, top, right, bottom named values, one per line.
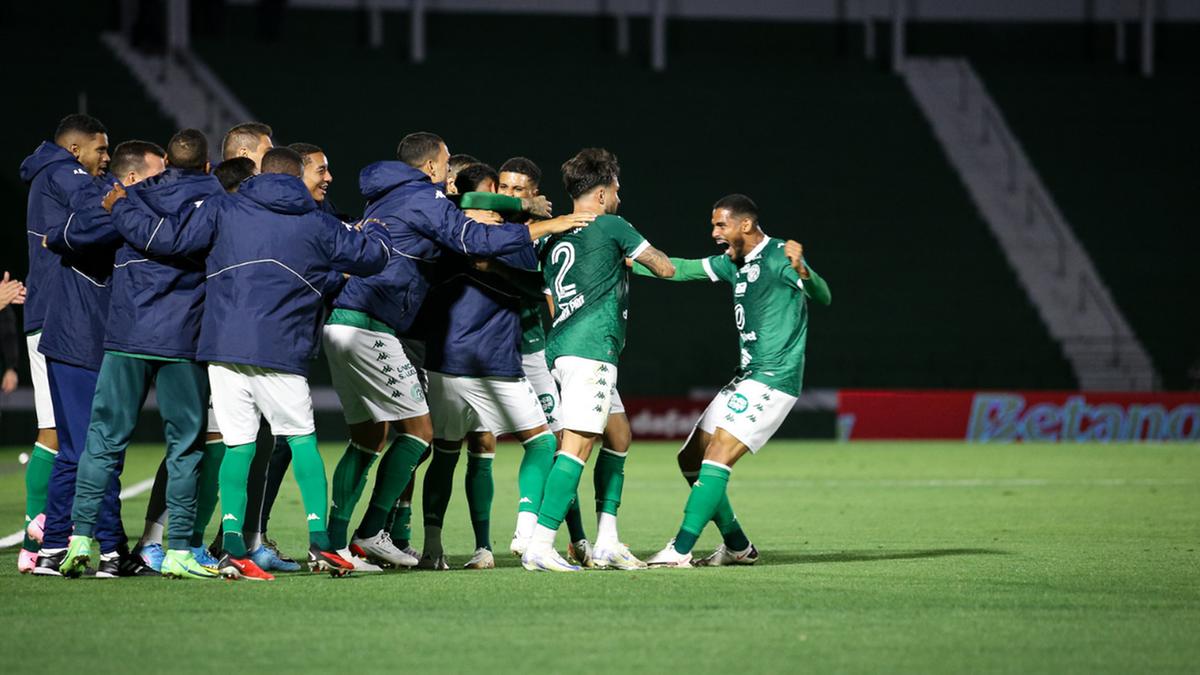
left=373, top=340, right=384, bottom=348
left=593, top=405, right=604, bottom=413
left=727, top=393, right=750, bottom=414
left=411, top=384, right=425, bottom=402
left=387, top=377, right=397, bottom=385
left=538, top=393, right=555, bottom=414
left=376, top=353, right=388, bottom=361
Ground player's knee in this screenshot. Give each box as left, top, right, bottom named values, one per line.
left=37, top=428, right=59, bottom=451
left=397, top=415, right=433, bottom=445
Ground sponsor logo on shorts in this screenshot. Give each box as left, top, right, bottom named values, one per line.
left=727, top=393, right=750, bottom=414
left=538, top=393, right=555, bottom=414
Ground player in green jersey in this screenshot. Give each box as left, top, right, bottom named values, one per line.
left=521, top=148, right=676, bottom=572
left=639, top=194, right=831, bottom=567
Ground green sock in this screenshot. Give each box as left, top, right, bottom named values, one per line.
left=673, top=462, right=733, bottom=555
left=389, top=502, right=413, bottom=548
left=421, top=446, right=460, bottom=529
left=328, top=442, right=378, bottom=549
left=594, top=448, right=627, bottom=517
left=22, top=443, right=55, bottom=551
left=356, top=434, right=428, bottom=537
left=564, top=494, right=587, bottom=541
left=517, top=433, right=556, bottom=513
left=536, top=454, right=586, bottom=531
left=285, top=434, right=332, bottom=551
left=683, top=469, right=750, bottom=551
left=465, top=454, right=494, bottom=551
left=218, top=442, right=256, bottom=557
left=189, top=440, right=226, bottom=548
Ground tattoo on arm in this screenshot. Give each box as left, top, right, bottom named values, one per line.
left=635, top=246, right=676, bottom=278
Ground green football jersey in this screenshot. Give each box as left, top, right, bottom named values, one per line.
left=704, top=237, right=812, bottom=396
left=519, top=300, right=546, bottom=355
left=542, top=214, right=650, bottom=365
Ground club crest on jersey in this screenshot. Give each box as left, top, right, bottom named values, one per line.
left=745, top=264, right=761, bottom=283
left=727, top=393, right=750, bottom=414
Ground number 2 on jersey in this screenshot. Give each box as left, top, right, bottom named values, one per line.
left=552, top=241, right=577, bottom=299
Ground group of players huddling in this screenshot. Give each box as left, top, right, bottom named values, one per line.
left=14, top=113, right=831, bottom=580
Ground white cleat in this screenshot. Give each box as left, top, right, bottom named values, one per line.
left=646, top=539, right=694, bottom=568
left=567, top=539, right=595, bottom=568
left=509, top=532, right=529, bottom=557
left=592, top=542, right=647, bottom=570
left=417, top=553, right=450, bottom=571
left=695, top=543, right=759, bottom=567
left=351, top=530, right=418, bottom=568
left=463, top=548, right=495, bottom=570
left=521, top=544, right=581, bottom=572
left=337, top=547, right=384, bottom=573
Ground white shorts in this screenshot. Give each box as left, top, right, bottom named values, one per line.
left=208, top=362, right=315, bottom=445
left=697, top=377, right=796, bottom=453
left=427, top=371, right=547, bottom=441
left=323, top=324, right=428, bottom=425
left=26, top=333, right=55, bottom=429
left=206, top=402, right=221, bottom=435
left=522, top=350, right=563, bottom=433
left=609, top=388, right=625, bottom=416
left=551, top=356, right=619, bottom=435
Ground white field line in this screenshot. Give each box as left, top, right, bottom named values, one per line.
left=1, top=476, right=155, bottom=549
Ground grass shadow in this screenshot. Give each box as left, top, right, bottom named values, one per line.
left=759, top=548, right=1010, bottom=565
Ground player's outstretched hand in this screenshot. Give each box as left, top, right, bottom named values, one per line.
left=1, top=368, right=17, bottom=394
left=102, top=182, right=127, bottom=213
left=523, top=195, right=553, bottom=218
left=784, top=240, right=809, bottom=279
left=543, top=212, right=597, bottom=234
left=0, top=271, right=26, bottom=309
left=466, top=209, right=503, bottom=224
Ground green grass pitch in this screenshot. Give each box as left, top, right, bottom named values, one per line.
left=0, top=441, right=1197, bottom=673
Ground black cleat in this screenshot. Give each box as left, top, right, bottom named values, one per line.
left=118, top=551, right=161, bottom=577
left=96, top=553, right=122, bottom=578
left=33, top=548, right=66, bottom=577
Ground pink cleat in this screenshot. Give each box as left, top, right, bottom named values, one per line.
left=18, top=548, right=38, bottom=574
left=26, top=513, right=45, bottom=545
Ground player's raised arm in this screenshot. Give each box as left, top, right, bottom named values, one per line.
left=325, top=216, right=391, bottom=277
left=633, top=245, right=676, bottom=279
left=112, top=194, right=217, bottom=258
left=44, top=180, right=122, bottom=255
left=631, top=256, right=713, bottom=282
left=784, top=240, right=832, bottom=305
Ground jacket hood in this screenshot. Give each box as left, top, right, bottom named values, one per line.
left=19, top=142, right=78, bottom=183
left=132, top=168, right=223, bottom=217
left=238, top=174, right=317, bottom=215
left=359, top=161, right=430, bottom=201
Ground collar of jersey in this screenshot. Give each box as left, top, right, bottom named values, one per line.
left=742, top=235, right=771, bottom=263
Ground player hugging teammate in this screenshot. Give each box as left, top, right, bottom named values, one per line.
left=17, top=115, right=829, bottom=580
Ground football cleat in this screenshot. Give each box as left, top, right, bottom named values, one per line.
left=351, top=530, right=418, bottom=568
left=264, top=538, right=301, bottom=568
left=161, top=550, right=217, bottom=579
left=26, top=513, right=45, bottom=545
left=463, top=548, right=495, bottom=570
left=567, top=539, right=595, bottom=568
left=416, top=553, right=450, bottom=571
left=308, top=544, right=354, bottom=577
left=33, top=547, right=66, bottom=577
left=509, top=532, right=529, bottom=557
left=250, top=544, right=302, bottom=573
left=521, top=544, right=581, bottom=573
left=646, top=540, right=694, bottom=568
left=337, top=547, right=383, bottom=573
left=96, top=551, right=122, bottom=578
left=18, top=548, right=38, bottom=574
left=191, top=546, right=219, bottom=568
left=217, top=554, right=274, bottom=581
left=592, top=542, right=647, bottom=570
left=61, top=536, right=94, bottom=578
left=695, top=543, right=759, bottom=567
left=137, top=543, right=166, bottom=572
left=117, top=550, right=160, bottom=577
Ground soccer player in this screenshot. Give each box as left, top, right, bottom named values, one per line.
left=320, top=134, right=590, bottom=572
left=114, top=146, right=390, bottom=580
left=213, top=156, right=257, bottom=192
left=643, top=194, right=831, bottom=568
left=444, top=153, right=480, bottom=195
left=221, top=122, right=273, bottom=167
left=521, top=147, right=676, bottom=572
left=60, top=129, right=224, bottom=580
left=414, top=162, right=567, bottom=570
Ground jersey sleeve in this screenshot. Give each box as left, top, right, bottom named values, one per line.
left=632, top=256, right=714, bottom=282
left=603, top=216, right=651, bottom=259
left=459, top=192, right=524, bottom=215
left=802, top=262, right=832, bottom=305
left=702, top=254, right=737, bottom=284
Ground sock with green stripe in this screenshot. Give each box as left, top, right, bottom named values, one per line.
left=285, top=433, right=332, bottom=551
left=355, top=434, right=428, bottom=538
left=218, top=441, right=256, bottom=557
left=535, top=454, right=586, bottom=531
left=465, top=453, right=494, bottom=551
left=22, top=442, right=55, bottom=551
left=189, top=440, right=226, bottom=548
left=328, top=442, right=378, bottom=549
left=673, top=461, right=733, bottom=555
left=682, top=468, right=750, bottom=551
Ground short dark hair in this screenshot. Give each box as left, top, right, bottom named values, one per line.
left=261, top=147, right=303, bottom=177
left=222, top=122, right=273, bottom=160
left=288, top=142, right=323, bottom=165
left=454, top=163, right=499, bottom=195
left=499, top=156, right=541, bottom=185
left=561, top=148, right=619, bottom=200
left=448, top=153, right=480, bottom=173
left=54, top=113, right=107, bottom=142
left=167, top=128, right=208, bottom=170
left=109, top=140, right=166, bottom=180
left=397, top=132, right=444, bottom=167
left=214, top=157, right=257, bottom=192
left=712, top=194, right=759, bottom=224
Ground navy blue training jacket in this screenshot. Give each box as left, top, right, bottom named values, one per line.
left=115, top=173, right=390, bottom=376
left=331, top=161, right=532, bottom=334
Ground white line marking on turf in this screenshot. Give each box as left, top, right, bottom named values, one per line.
left=0, top=476, right=156, bottom=549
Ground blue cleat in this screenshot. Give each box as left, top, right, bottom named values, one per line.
left=191, top=546, right=219, bottom=568
left=250, top=544, right=301, bottom=572
left=137, top=543, right=165, bottom=572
